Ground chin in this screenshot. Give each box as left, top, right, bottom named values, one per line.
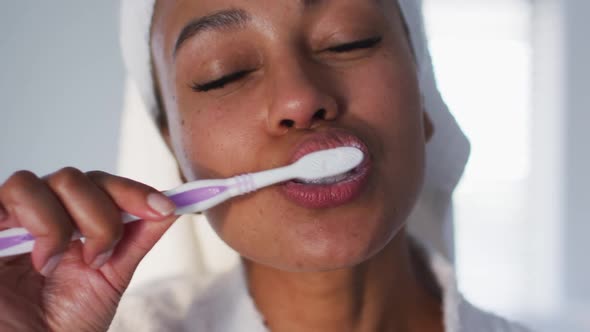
left=240, top=208, right=402, bottom=273
left=208, top=176, right=418, bottom=273
left=295, top=227, right=398, bottom=272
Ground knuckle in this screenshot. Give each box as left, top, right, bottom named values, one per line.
left=39, top=221, right=73, bottom=244
left=86, top=170, right=107, bottom=179
left=5, top=170, right=38, bottom=188
left=1, top=170, right=40, bottom=200
left=52, top=225, right=74, bottom=243
left=49, top=167, right=85, bottom=192
left=89, top=221, right=123, bottom=244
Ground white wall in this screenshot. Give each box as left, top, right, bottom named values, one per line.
left=561, top=0, right=590, bottom=323
left=424, top=0, right=535, bottom=320
left=530, top=0, right=590, bottom=330
left=562, top=0, right=590, bottom=304
left=0, top=1, right=124, bottom=180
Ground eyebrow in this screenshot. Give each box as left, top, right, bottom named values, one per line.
left=173, top=8, right=251, bottom=57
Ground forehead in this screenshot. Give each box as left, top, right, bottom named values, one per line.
left=154, top=0, right=387, bottom=15
left=151, top=0, right=398, bottom=49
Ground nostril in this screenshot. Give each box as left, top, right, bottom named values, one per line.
left=278, top=109, right=327, bottom=130
left=313, top=109, right=326, bottom=120
left=280, top=119, right=295, bottom=128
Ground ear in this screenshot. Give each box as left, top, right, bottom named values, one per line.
left=423, top=111, right=435, bottom=142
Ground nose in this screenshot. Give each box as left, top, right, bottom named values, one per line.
left=266, top=60, right=339, bottom=135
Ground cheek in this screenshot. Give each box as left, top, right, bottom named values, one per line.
left=343, top=53, right=425, bottom=180
left=169, top=95, right=266, bottom=181
left=348, top=54, right=423, bottom=138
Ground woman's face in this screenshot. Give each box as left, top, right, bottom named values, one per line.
left=151, top=0, right=429, bottom=271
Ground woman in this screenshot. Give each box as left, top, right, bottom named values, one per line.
left=0, top=0, right=529, bottom=331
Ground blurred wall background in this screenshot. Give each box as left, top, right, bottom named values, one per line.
left=422, top=1, right=589, bottom=331
left=0, top=1, right=588, bottom=331
left=0, top=1, right=124, bottom=176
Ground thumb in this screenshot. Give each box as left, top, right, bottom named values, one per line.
left=85, top=171, right=181, bottom=289
left=104, top=214, right=179, bottom=287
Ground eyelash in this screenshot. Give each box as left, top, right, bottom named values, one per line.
left=326, top=36, right=382, bottom=53
left=191, top=36, right=382, bottom=93
left=191, top=70, right=253, bottom=92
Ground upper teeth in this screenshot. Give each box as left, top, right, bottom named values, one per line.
left=299, top=171, right=352, bottom=185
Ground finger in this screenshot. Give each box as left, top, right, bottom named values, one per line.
left=87, top=171, right=176, bottom=220
left=99, top=214, right=178, bottom=290
left=0, top=171, right=74, bottom=276
left=0, top=201, right=11, bottom=226
left=45, top=167, right=124, bottom=269
left=0, top=202, right=7, bottom=221
left=0, top=201, right=26, bottom=230
left=86, top=172, right=179, bottom=285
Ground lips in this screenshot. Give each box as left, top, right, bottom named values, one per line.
left=281, top=131, right=371, bottom=209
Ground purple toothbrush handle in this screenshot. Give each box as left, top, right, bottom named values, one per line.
left=167, top=185, right=229, bottom=208
left=0, top=233, right=35, bottom=251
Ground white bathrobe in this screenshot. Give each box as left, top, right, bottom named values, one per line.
left=109, top=245, right=530, bottom=332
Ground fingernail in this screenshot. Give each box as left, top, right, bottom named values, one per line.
left=147, top=193, right=176, bottom=217
left=90, top=248, right=114, bottom=269
left=41, top=253, right=64, bottom=277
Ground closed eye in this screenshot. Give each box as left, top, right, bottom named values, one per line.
left=191, top=37, right=382, bottom=92
left=326, top=36, right=382, bottom=53
left=191, top=70, right=253, bottom=92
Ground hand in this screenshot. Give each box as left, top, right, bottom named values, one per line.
left=0, top=168, right=178, bottom=331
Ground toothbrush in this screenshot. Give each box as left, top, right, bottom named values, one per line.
left=0, top=147, right=364, bottom=257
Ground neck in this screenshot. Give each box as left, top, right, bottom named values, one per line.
left=244, top=231, right=444, bottom=332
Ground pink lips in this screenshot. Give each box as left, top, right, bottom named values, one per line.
left=281, top=131, right=371, bottom=209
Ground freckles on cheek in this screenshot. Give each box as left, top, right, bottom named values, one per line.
left=171, top=106, right=213, bottom=178
left=177, top=104, right=257, bottom=179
